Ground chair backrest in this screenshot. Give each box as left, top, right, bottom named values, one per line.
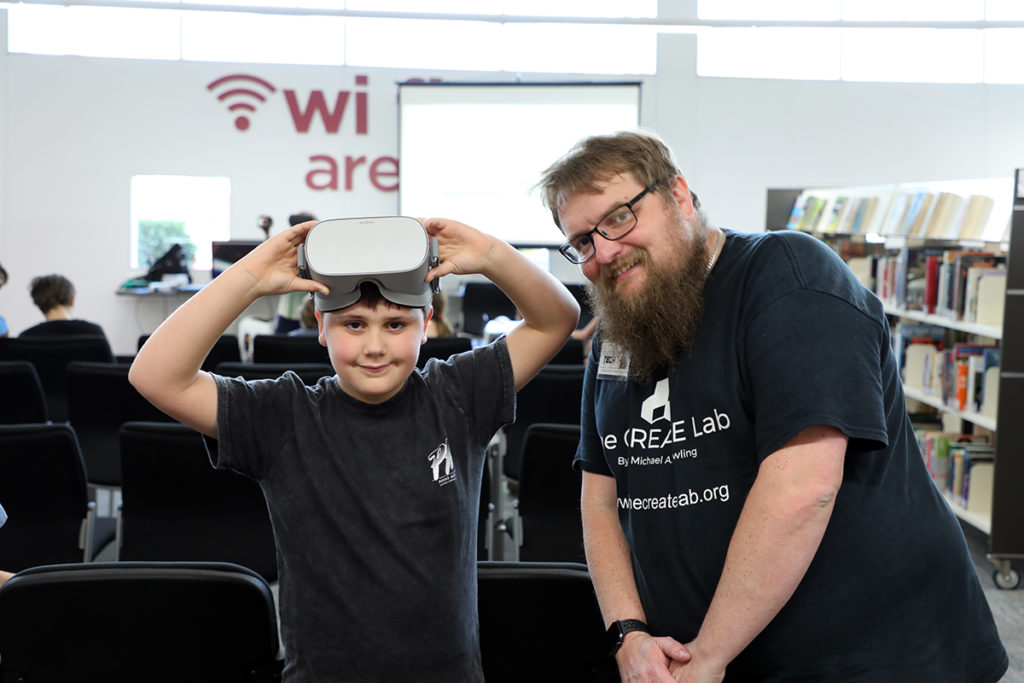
left=418, top=336, right=473, bottom=368
left=138, top=333, right=241, bottom=372
left=0, top=423, right=96, bottom=571
left=458, top=281, right=517, bottom=337
left=252, top=334, right=331, bottom=364
left=0, top=360, right=49, bottom=424
left=215, top=361, right=334, bottom=385
left=502, top=363, right=585, bottom=482
left=0, top=335, right=114, bottom=422
left=516, top=423, right=585, bottom=563
left=548, top=337, right=586, bottom=365
left=118, top=421, right=278, bottom=582
left=0, top=561, right=282, bottom=683
left=477, top=561, right=613, bottom=682
left=66, top=361, right=174, bottom=486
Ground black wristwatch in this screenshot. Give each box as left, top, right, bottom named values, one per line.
left=606, top=619, right=649, bottom=655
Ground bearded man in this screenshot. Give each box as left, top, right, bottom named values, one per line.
left=539, top=131, right=1006, bottom=683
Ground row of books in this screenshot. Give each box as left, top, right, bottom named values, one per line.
left=915, top=429, right=994, bottom=515
left=786, top=179, right=1012, bottom=243
left=900, top=333, right=1001, bottom=417
left=874, top=247, right=1006, bottom=325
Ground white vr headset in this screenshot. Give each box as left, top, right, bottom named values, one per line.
left=297, top=216, right=440, bottom=312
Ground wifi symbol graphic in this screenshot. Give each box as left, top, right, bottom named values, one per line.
left=207, top=74, right=277, bottom=131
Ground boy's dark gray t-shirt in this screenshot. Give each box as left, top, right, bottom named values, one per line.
left=208, top=339, right=514, bottom=683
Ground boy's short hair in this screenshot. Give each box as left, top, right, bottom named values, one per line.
left=342, top=282, right=430, bottom=317
left=30, top=274, right=75, bottom=313
left=538, top=130, right=702, bottom=231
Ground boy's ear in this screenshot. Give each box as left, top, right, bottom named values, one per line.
left=315, top=309, right=328, bottom=347
left=421, top=307, right=434, bottom=344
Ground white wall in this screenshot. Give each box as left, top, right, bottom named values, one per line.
left=2, top=17, right=1024, bottom=355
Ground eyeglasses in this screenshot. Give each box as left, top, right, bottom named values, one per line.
left=558, top=182, right=660, bottom=265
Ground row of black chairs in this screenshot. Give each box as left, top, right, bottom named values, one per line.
left=0, top=421, right=277, bottom=581
left=0, top=559, right=612, bottom=683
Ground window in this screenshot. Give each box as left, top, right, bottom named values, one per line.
left=7, top=2, right=657, bottom=74
left=130, top=176, right=231, bottom=272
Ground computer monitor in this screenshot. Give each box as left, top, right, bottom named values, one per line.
left=211, top=240, right=262, bottom=277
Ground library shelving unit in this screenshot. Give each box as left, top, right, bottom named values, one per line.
left=768, top=171, right=1022, bottom=589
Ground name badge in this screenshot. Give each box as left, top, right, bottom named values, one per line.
left=597, top=342, right=630, bottom=380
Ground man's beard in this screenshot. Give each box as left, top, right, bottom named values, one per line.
left=586, top=214, right=710, bottom=383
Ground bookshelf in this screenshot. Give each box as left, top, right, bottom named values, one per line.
left=770, top=172, right=1022, bottom=590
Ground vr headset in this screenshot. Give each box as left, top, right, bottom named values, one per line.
left=297, top=216, right=440, bottom=312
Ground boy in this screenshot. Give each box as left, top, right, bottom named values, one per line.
left=130, top=217, right=579, bottom=682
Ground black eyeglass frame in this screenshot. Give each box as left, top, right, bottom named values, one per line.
left=557, top=181, right=661, bottom=265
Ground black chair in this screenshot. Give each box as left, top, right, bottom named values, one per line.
left=0, top=561, right=283, bottom=682
left=458, top=281, right=516, bottom=337
left=515, top=423, right=585, bottom=563
left=0, top=360, right=49, bottom=424
left=117, top=421, right=278, bottom=582
left=502, top=363, right=585, bottom=483
left=252, top=334, right=331, bottom=364
left=0, top=335, right=114, bottom=422
left=549, top=337, right=586, bottom=365
left=0, top=423, right=115, bottom=571
left=215, top=361, right=334, bottom=385
left=138, top=333, right=241, bottom=373
left=66, top=361, right=174, bottom=487
left=418, top=336, right=473, bottom=368
left=477, top=561, right=614, bottom=682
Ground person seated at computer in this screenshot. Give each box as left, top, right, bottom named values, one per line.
left=286, top=298, right=319, bottom=337
left=20, top=274, right=108, bottom=339
left=426, top=292, right=454, bottom=338
left=275, top=212, right=318, bottom=334
left=0, top=262, right=10, bottom=339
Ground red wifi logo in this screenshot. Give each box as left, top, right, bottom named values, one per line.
left=207, top=74, right=277, bottom=131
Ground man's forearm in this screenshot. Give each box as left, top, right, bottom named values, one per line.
left=687, top=426, right=846, bottom=674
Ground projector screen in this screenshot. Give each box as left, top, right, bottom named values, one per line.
left=398, top=82, right=641, bottom=247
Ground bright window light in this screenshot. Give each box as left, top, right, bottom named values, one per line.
left=697, top=28, right=841, bottom=80
left=130, top=176, right=231, bottom=272
left=7, top=5, right=181, bottom=60
left=985, top=0, right=1024, bottom=21
left=502, top=24, right=656, bottom=75
left=841, top=29, right=983, bottom=83
left=983, top=30, right=1024, bottom=83
left=343, top=18, right=504, bottom=70
left=841, top=0, right=984, bottom=22
left=698, top=0, right=841, bottom=21
left=181, top=12, right=347, bottom=65
left=343, top=0, right=657, bottom=17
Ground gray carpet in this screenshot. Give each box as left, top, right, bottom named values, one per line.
left=962, top=522, right=1024, bottom=682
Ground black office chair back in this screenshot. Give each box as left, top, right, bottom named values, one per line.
left=458, top=282, right=516, bottom=337
left=215, top=361, right=334, bottom=385
left=517, top=423, right=585, bottom=563
left=252, top=334, right=331, bottom=364
left=418, top=336, right=473, bottom=368
left=0, top=422, right=111, bottom=571
left=0, top=360, right=49, bottom=424
left=118, top=421, right=278, bottom=582
left=0, top=561, right=282, bottom=683
left=66, top=361, right=174, bottom=486
left=548, top=337, right=586, bottom=365
left=503, top=363, right=585, bottom=482
left=477, top=561, right=613, bottom=682
left=0, top=335, right=114, bottom=422
left=138, top=333, right=241, bottom=372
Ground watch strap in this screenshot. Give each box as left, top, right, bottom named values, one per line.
left=607, top=618, right=649, bottom=654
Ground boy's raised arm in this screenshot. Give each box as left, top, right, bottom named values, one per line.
left=423, top=218, right=579, bottom=390
left=129, top=221, right=328, bottom=438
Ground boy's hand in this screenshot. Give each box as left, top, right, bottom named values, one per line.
left=235, top=219, right=330, bottom=299
left=421, top=218, right=497, bottom=281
